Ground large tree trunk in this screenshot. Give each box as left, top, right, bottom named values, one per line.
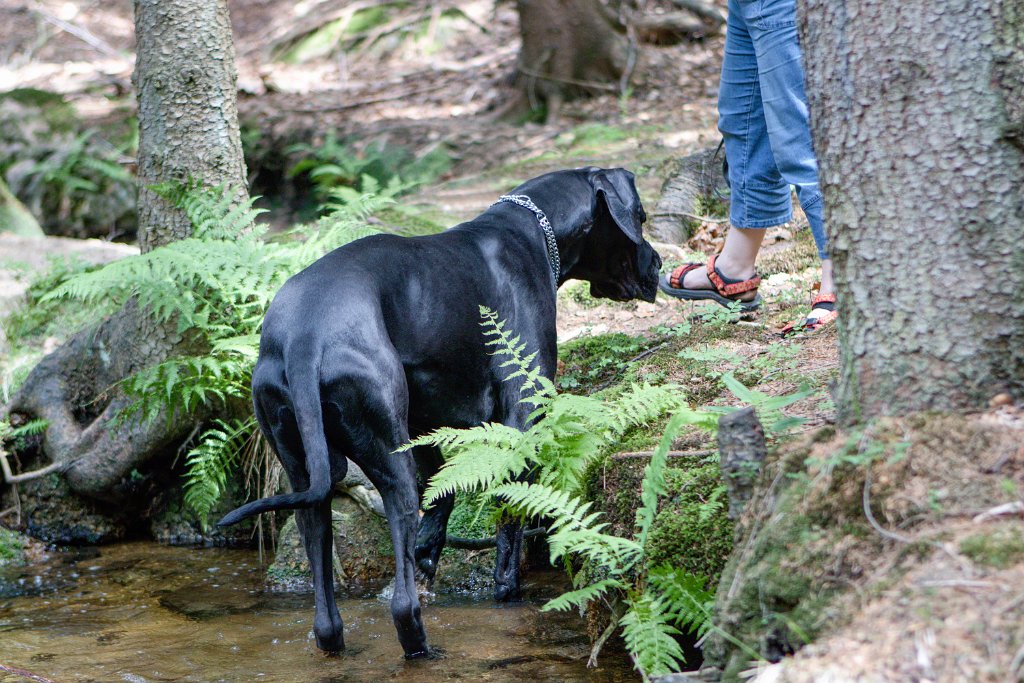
left=134, top=0, right=248, bottom=252
left=4, top=0, right=248, bottom=505
left=514, top=0, right=633, bottom=121
left=798, top=0, right=1024, bottom=420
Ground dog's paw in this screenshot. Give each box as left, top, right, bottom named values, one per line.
left=403, top=645, right=446, bottom=661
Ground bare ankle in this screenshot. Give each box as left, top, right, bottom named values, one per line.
left=714, top=255, right=757, bottom=281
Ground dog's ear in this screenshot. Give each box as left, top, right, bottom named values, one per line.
left=592, top=168, right=646, bottom=244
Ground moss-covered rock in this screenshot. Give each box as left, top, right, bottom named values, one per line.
left=703, top=414, right=1024, bottom=680
left=0, top=526, right=28, bottom=566
left=583, top=453, right=734, bottom=585
left=646, top=464, right=734, bottom=585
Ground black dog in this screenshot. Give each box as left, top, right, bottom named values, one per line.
left=218, top=167, right=662, bottom=658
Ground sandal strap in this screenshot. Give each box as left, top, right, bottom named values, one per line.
left=811, top=292, right=837, bottom=307
left=668, top=263, right=702, bottom=288
left=804, top=309, right=838, bottom=330
left=706, top=255, right=761, bottom=296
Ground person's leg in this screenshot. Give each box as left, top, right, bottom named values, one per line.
left=680, top=0, right=790, bottom=292
left=748, top=0, right=834, bottom=313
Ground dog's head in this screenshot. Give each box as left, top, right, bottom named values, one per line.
left=571, top=168, right=661, bottom=303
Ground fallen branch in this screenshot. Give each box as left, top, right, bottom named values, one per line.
left=517, top=65, right=620, bottom=93
left=288, top=83, right=449, bottom=112
left=0, top=662, right=61, bottom=683
left=668, top=0, right=728, bottom=25
left=446, top=526, right=546, bottom=550
left=28, top=2, right=121, bottom=58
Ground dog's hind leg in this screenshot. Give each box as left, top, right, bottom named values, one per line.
left=360, top=443, right=430, bottom=658
left=256, top=391, right=345, bottom=653
left=413, top=445, right=454, bottom=582
left=295, top=499, right=344, bottom=652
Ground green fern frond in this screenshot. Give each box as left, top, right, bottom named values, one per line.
left=620, top=593, right=686, bottom=679
left=490, top=481, right=642, bottom=570
left=542, top=578, right=625, bottom=613
left=183, top=417, right=256, bottom=527
left=411, top=423, right=529, bottom=505
left=646, top=565, right=714, bottom=637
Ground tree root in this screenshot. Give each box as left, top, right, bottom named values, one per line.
left=3, top=300, right=203, bottom=502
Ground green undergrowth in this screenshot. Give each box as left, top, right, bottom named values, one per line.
left=959, top=524, right=1024, bottom=569
left=0, top=526, right=27, bottom=565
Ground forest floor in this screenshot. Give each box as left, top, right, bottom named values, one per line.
left=3, top=1, right=1023, bottom=681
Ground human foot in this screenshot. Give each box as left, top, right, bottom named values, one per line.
left=659, top=255, right=762, bottom=310
left=781, top=291, right=838, bottom=336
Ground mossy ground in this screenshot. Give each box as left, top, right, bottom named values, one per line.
left=706, top=413, right=1024, bottom=682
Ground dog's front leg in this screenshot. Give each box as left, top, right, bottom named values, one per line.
left=413, top=445, right=455, bottom=582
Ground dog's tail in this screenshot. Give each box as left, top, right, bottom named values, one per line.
left=216, top=360, right=332, bottom=527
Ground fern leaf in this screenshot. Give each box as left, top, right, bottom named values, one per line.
left=620, top=593, right=686, bottom=679
left=542, top=578, right=624, bottom=613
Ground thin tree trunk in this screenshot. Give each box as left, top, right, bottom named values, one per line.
left=134, top=0, right=248, bottom=251
left=798, top=0, right=1024, bottom=420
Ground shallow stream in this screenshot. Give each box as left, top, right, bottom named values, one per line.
left=0, top=542, right=636, bottom=682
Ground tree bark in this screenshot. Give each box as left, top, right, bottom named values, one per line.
left=133, top=0, right=248, bottom=252
left=514, top=0, right=633, bottom=121
left=798, top=0, right=1024, bottom=420
left=4, top=0, right=248, bottom=504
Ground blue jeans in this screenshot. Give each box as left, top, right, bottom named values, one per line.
left=719, top=0, right=829, bottom=260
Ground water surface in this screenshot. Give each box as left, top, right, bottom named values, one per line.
left=0, top=542, right=637, bottom=682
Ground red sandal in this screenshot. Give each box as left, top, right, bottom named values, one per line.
left=780, top=292, right=838, bottom=337
left=658, top=254, right=762, bottom=311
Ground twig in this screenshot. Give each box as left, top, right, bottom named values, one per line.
left=28, top=2, right=121, bottom=58
left=0, top=449, right=66, bottom=484
left=589, top=343, right=668, bottom=393
left=862, top=465, right=914, bottom=544
left=612, top=449, right=715, bottom=459
left=0, top=662, right=61, bottom=683
left=446, top=526, right=546, bottom=550
left=1011, top=643, right=1024, bottom=682
left=587, top=600, right=626, bottom=668
left=516, top=65, right=620, bottom=93
left=997, top=590, right=1024, bottom=615
left=972, top=500, right=1024, bottom=523
left=288, top=83, right=449, bottom=112
left=916, top=579, right=1003, bottom=590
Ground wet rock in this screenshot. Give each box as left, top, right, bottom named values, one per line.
left=0, top=526, right=45, bottom=567
left=149, top=474, right=256, bottom=547
left=2, top=473, right=129, bottom=545
left=158, top=583, right=264, bottom=620
left=267, top=495, right=394, bottom=593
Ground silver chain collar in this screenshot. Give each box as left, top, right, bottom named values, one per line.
left=495, top=194, right=561, bottom=286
